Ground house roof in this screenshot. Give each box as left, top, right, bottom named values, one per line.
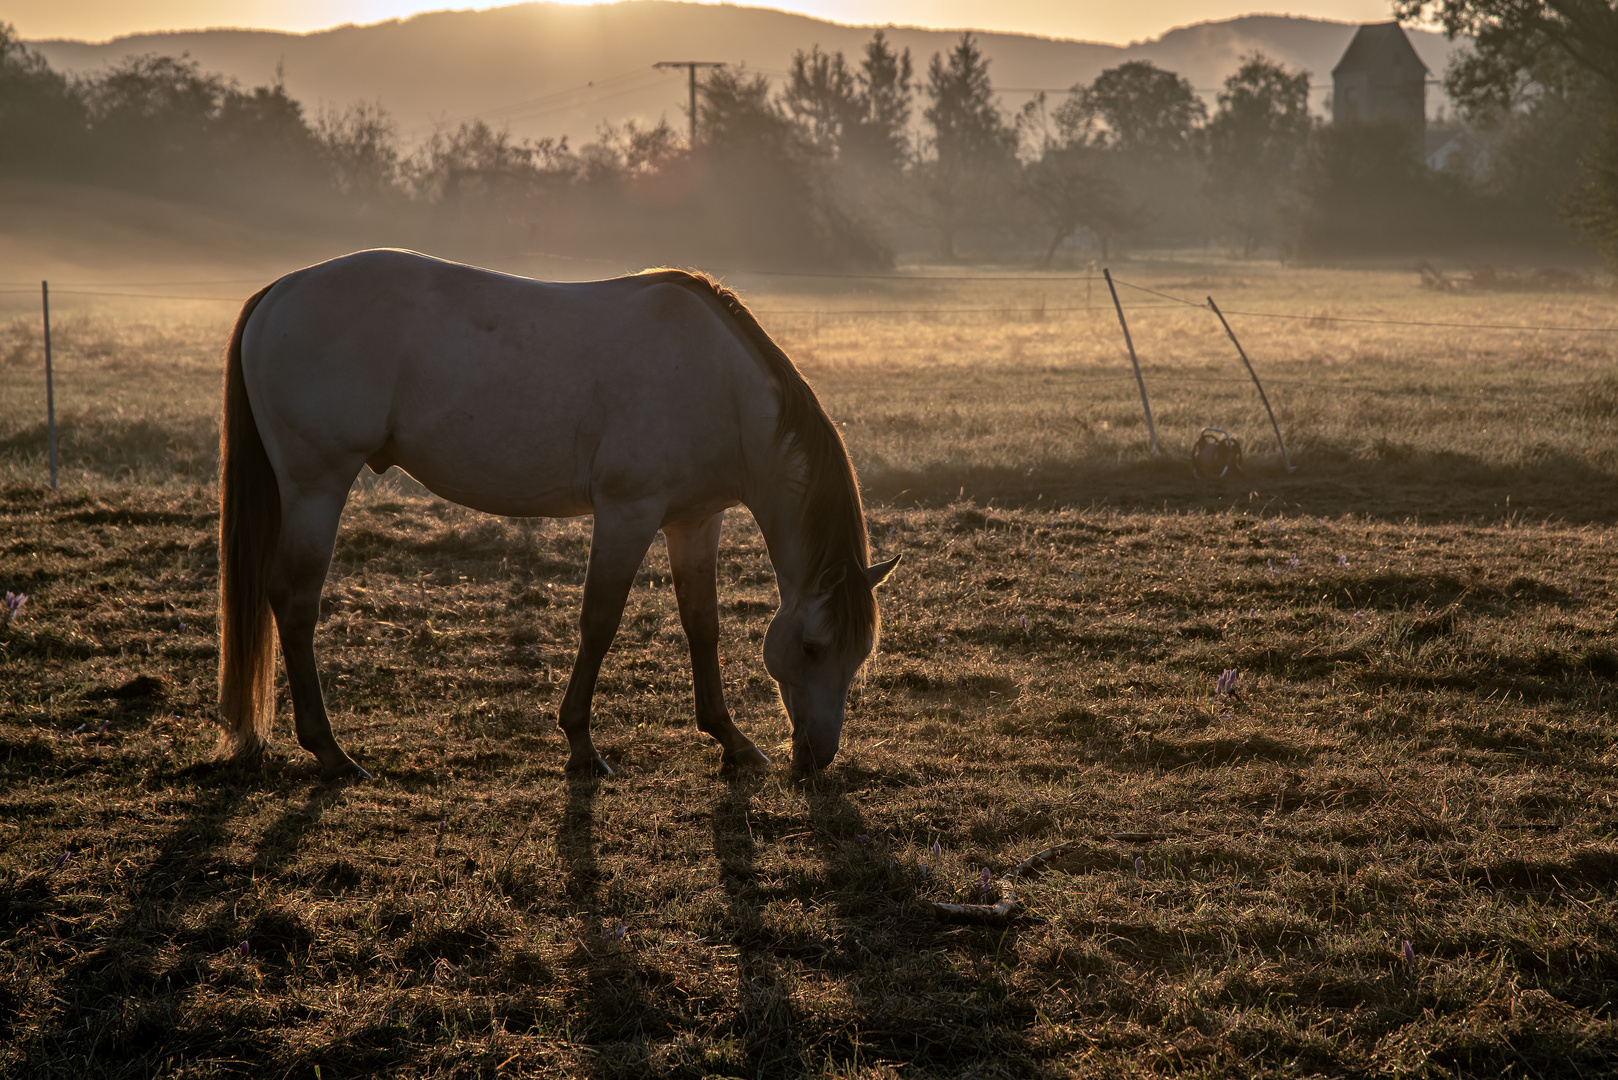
left=1331, top=22, right=1430, bottom=77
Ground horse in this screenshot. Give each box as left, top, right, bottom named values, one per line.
left=218, top=249, right=898, bottom=779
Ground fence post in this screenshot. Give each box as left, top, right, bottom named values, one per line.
left=1102, top=268, right=1160, bottom=456
left=42, top=280, right=57, bottom=490
left=1207, top=295, right=1295, bottom=473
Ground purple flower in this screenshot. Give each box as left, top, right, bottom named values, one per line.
left=856, top=834, right=869, bottom=844
left=95, top=719, right=109, bottom=735
left=932, top=840, right=941, bottom=861
left=611, top=920, right=628, bottom=941
left=1215, top=668, right=1237, bottom=695
left=936, top=633, right=945, bottom=645
left=3, top=592, right=26, bottom=622
left=53, top=851, right=71, bottom=870
left=1267, top=558, right=1275, bottom=573
left=436, top=819, right=445, bottom=835
left=239, top=940, right=251, bottom=958
left=919, top=861, right=928, bottom=878
left=1338, top=554, right=1349, bottom=569
left=1402, top=940, right=1416, bottom=968
left=71, top=723, right=86, bottom=734
left=977, top=867, right=992, bottom=902
left=1019, top=616, right=1028, bottom=630
left=1287, top=552, right=1299, bottom=570
left=1134, top=857, right=1145, bottom=880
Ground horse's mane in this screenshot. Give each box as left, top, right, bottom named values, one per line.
left=639, top=268, right=876, bottom=649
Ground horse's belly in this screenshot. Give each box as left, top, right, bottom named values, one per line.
left=376, top=425, right=594, bottom=518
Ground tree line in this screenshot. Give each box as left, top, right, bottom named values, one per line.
left=0, top=21, right=1602, bottom=268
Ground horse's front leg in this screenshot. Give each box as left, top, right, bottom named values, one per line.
left=558, top=505, right=661, bottom=776
left=665, top=512, right=770, bottom=775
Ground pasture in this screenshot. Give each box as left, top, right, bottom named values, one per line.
left=3, top=258, right=1618, bottom=1077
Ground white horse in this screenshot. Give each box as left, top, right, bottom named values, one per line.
left=218, top=249, right=897, bottom=779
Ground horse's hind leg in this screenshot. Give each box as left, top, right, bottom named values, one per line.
left=665, top=512, right=769, bottom=774
left=268, top=485, right=369, bottom=779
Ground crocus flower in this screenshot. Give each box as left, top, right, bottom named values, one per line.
left=856, top=834, right=869, bottom=844
left=1215, top=669, right=1238, bottom=695
left=1402, top=940, right=1416, bottom=968
left=932, top=840, right=941, bottom=861
left=1338, top=555, right=1349, bottom=569
left=239, top=940, right=251, bottom=958
left=54, top=851, right=71, bottom=869
left=612, top=921, right=628, bottom=941
left=1287, top=553, right=1299, bottom=570
left=1134, top=857, right=1145, bottom=880
left=3, top=592, right=26, bottom=622
left=977, top=867, right=992, bottom=902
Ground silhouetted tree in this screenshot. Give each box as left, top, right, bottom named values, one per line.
left=1016, top=93, right=1134, bottom=263
left=0, top=23, right=86, bottom=178
left=918, top=33, right=1016, bottom=259
left=1054, top=60, right=1205, bottom=158
left=1397, top=0, right=1618, bottom=263
left=1203, top=54, right=1311, bottom=256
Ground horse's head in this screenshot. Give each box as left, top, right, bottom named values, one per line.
left=764, top=555, right=900, bottom=771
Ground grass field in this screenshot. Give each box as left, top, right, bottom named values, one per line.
left=3, top=256, right=1618, bottom=1077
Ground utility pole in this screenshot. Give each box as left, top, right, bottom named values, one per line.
left=653, top=61, right=725, bottom=148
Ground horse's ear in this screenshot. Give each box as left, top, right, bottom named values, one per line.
left=815, top=562, right=847, bottom=594
left=865, top=555, right=900, bottom=588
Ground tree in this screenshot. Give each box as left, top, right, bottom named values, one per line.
left=0, top=22, right=86, bottom=178
left=918, top=33, right=1017, bottom=259
left=847, top=31, right=913, bottom=176
left=1016, top=93, right=1135, bottom=263
left=317, top=101, right=401, bottom=205
left=1397, top=0, right=1618, bottom=263
left=1041, top=60, right=1205, bottom=254
left=1053, top=60, right=1205, bottom=158
left=1203, top=53, right=1312, bottom=257
left=782, top=45, right=862, bottom=155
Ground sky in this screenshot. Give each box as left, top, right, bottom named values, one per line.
left=14, top=0, right=1402, bottom=45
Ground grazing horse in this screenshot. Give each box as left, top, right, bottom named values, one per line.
left=218, top=249, right=897, bottom=779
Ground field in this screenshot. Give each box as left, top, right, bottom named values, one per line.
left=4, top=256, right=1618, bottom=1077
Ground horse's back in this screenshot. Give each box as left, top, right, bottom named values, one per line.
left=240, top=250, right=771, bottom=518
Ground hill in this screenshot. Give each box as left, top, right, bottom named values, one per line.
left=29, top=2, right=1467, bottom=147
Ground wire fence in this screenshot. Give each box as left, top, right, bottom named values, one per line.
left=5, top=263, right=1609, bottom=490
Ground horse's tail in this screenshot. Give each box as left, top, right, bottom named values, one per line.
left=218, top=282, right=280, bottom=760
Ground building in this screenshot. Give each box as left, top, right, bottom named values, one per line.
left=1331, top=22, right=1429, bottom=135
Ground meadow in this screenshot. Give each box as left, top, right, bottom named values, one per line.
left=3, top=256, right=1618, bottom=1077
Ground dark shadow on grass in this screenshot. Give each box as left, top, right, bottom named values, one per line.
left=555, top=775, right=668, bottom=1077
left=709, top=775, right=804, bottom=1074
left=15, top=761, right=266, bottom=1077
left=860, top=446, right=1618, bottom=525
left=796, top=769, right=1049, bottom=1076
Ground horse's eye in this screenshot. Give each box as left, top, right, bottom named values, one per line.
left=801, top=641, right=822, bottom=661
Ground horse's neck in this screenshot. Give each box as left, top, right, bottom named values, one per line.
left=746, top=468, right=814, bottom=605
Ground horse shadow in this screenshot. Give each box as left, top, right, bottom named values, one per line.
left=555, top=775, right=670, bottom=1075
left=794, top=768, right=1046, bottom=1076
left=14, top=760, right=348, bottom=1073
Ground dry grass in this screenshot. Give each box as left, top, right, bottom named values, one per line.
left=3, top=257, right=1618, bottom=1077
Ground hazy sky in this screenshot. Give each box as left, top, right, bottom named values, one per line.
left=16, top=0, right=1402, bottom=44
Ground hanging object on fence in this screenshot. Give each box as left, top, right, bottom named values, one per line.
left=1191, top=427, right=1243, bottom=480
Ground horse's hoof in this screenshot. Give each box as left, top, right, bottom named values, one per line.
left=719, top=744, right=771, bottom=776
left=321, top=756, right=372, bottom=781
left=566, top=753, right=614, bottom=777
